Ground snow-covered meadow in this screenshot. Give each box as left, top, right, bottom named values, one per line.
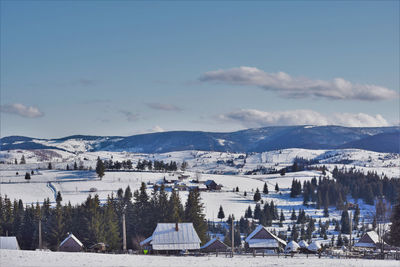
left=1, top=249, right=399, bottom=267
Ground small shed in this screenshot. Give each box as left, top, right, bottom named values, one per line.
left=204, top=180, right=222, bottom=191
left=0, top=236, right=20, bottom=250
left=284, top=240, right=300, bottom=253
left=245, top=225, right=286, bottom=251
left=143, top=223, right=201, bottom=253
left=59, top=233, right=83, bottom=252
left=200, top=237, right=230, bottom=253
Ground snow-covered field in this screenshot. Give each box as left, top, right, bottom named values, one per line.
left=1, top=148, right=399, bottom=178
left=1, top=249, right=398, bottom=267
left=0, top=147, right=396, bottom=246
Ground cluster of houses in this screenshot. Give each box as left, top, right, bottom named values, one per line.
left=0, top=223, right=394, bottom=255
left=156, top=173, right=222, bottom=192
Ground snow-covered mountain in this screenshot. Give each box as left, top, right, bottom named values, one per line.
left=1, top=125, right=399, bottom=153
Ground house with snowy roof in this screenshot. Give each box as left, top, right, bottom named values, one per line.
left=354, top=231, right=389, bottom=250
left=59, top=233, right=83, bottom=252
left=140, top=223, right=201, bottom=253
left=204, top=180, right=222, bottom=191
left=0, top=236, right=20, bottom=250
left=245, top=225, right=286, bottom=251
left=200, top=237, right=230, bottom=253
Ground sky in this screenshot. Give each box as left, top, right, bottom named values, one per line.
left=1, top=1, right=399, bottom=138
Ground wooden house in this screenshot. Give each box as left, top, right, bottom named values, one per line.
left=354, top=231, right=389, bottom=250
left=140, top=223, right=201, bottom=253
left=59, top=233, right=83, bottom=252
left=245, top=225, right=286, bottom=252
left=204, top=180, right=222, bottom=191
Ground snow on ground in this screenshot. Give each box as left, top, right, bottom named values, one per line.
left=1, top=148, right=399, bottom=178
left=1, top=249, right=399, bottom=267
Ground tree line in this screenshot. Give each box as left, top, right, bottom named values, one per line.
left=0, top=183, right=208, bottom=251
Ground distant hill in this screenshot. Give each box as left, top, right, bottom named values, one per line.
left=1, top=125, right=399, bottom=153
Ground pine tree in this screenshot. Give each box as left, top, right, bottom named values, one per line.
left=337, top=234, right=343, bottom=247
left=263, top=183, right=269, bottom=194
left=323, top=205, right=329, bottom=218
left=56, top=192, right=62, bottom=204
left=184, top=189, right=208, bottom=244
left=74, top=162, right=78, bottom=170
left=25, top=172, right=31, bottom=180
left=280, top=209, right=285, bottom=222
left=217, top=205, right=225, bottom=221
left=353, top=205, right=360, bottom=229
left=103, top=196, right=120, bottom=250
left=253, top=188, right=261, bottom=202
left=290, top=208, right=297, bottom=221
left=390, top=188, right=400, bottom=246
left=254, top=204, right=261, bottom=220
left=340, top=209, right=350, bottom=234
left=20, top=155, right=26, bottom=164
left=96, top=157, right=105, bottom=179
left=48, top=162, right=52, bottom=170
left=245, top=206, right=253, bottom=218
left=275, top=183, right=279, bottom=192
left=49, top=201, right=65, bottom=250
left=291, top=225, right=299, bottom=242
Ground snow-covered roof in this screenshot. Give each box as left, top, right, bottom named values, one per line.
left=0, top=236, right=20, bottom=250
left=285, top=240, right=300, bottom=252
left=245, top=225, right=286, bottom=246
left=200, top=238, right=218, bottom=249
left=204, top=180, right=216, bottom=186
left=140, top=236, right=153, bottom=246
left=364, top=231, right=379, bottom=244
left=150, top=223, right=201, bottom=250
left=307, top=241, right=321, bottom=252
left=298, top=240, right=309, bottom=248
left=60, top=233, right=83, bottom=248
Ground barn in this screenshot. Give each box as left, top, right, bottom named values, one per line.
left=200, top=237, right=230, bottom=253
left=59, top=233, right=83, bottom=252
left=245, top=225, right=286, bottom=251
left=0, top=236, right=20, bottom=250
left=141, top=222, right=201, bottom=253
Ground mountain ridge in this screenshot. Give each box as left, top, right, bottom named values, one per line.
left=1, top=125, right=399, bottom=153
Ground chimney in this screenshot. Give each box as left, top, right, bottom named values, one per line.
left=175, top=222, right=179, bottom=231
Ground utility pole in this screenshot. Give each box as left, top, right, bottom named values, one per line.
left=39, top=219, right=43, bottom=250
left=122, top=213, right=127, bottom=252
left=231, top=215, right=234, bottom=258
left=349, top=211, right=352, bottom=252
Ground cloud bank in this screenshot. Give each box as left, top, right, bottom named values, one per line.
left=200, top=66, right=398, bottom=101
left=0, top=103, right=44, bottom=118
left=218, top=109, right=390, bottom=128
left=146, top=102, right=182, bottom=112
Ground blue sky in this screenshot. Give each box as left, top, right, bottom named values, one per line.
left=1, top=1, right=399, bottom=138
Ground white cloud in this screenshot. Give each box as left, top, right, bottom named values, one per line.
left=146, top=103, right=182, bottom=111
left=0, top=103, right=44, bottom=118
left=218, top=109, right=390, bottom=128
left=200, top=66, right=398, bottom=101
left=151, top=125, right=165, bottom=132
